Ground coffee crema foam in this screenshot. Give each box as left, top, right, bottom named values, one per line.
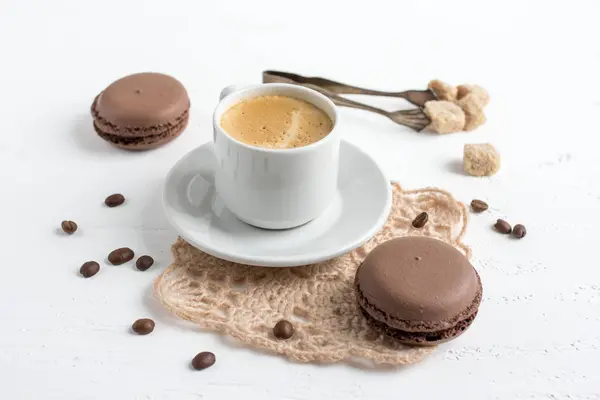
left=220, top=95, right=333, bottom=149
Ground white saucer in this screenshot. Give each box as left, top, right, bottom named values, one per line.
left=163, top=140, right=392, bottom=267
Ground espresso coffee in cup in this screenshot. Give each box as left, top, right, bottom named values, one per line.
left=214, top=83, right=339, bottom=229
left=220, top=95, right=333, bottom=149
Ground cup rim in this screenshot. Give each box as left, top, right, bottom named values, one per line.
left=213, top=83, right=339, bottom=154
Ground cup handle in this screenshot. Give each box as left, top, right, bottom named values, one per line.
left=219, top=84, right=249, bottom=100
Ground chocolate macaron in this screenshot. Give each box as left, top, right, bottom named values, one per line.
left=91, top=72, right=190, bottom=150
left=355, top=236, right=482, bottom=345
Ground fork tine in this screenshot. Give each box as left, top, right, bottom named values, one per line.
left=390, top=109, right=430, bottom=131
left=398, top=109, right=426, bottom=116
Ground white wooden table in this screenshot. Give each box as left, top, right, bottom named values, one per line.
left=2, top=1, right=599, bottom=398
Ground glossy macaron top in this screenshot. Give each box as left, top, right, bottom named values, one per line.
left=94, top=72, right=189, bottom=128
left=355, top=236, right=479, bottom=322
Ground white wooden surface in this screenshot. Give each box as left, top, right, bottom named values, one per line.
left=1, top=1, right=599, bottom=399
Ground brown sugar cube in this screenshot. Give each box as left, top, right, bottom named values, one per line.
left=463, top=143, right=500, bottom=176
left=457, top=95, right=482, bottom=116
left=463, top=109, right=487, bottom=131
left=424, top=101, right=466, bottom=134
left=428, top=80, right=458, bottom=102
left=456, top=84, right=490, bottom=107
left=456, top=85, right=489, bottom=131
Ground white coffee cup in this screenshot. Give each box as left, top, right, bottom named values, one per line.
left=213, top=83, right=340, bottom=229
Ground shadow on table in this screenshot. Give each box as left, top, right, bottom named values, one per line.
left=139, top=179, right=175, bottom=249
left=69, top=114, right=119, bottom=155
left=445, top=159, right=467, bottom=176
left=214, top=334, right=430, bottom=373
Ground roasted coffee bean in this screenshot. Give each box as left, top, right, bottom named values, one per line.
left=136, top=255, right=154, bottom=271
left=470, top=199, right=489, bottom=213
left=191, top=352, right=216, bottom=370
left=412, top=212, right=429, bottom=228
left=273, top=320, right=294, bottom=340
left=105, top=193, right=125, bottom=207
left=132, top=318, right=155, bottom=335
left=108, top=247, right=134, bottom=265
left=61, top=220, right=78, bottom=234
left=512, top=224, right=527, bottom=239
left=494, top=219, right=512, bottom=234
left=80, top=261, right=100, bottom=278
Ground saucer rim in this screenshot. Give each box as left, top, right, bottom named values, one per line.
left=162, top=140, right=392, bottom=267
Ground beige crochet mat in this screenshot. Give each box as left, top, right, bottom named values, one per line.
left=154, top=182, right=470, bottom=365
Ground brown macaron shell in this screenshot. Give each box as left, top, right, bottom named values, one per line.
left=355, top=236, right=482, bottom=345
left=91, top=72, right=190, bottom=149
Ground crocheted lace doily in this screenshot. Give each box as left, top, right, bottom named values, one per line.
left=154, top=183, right=470, bottom=365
